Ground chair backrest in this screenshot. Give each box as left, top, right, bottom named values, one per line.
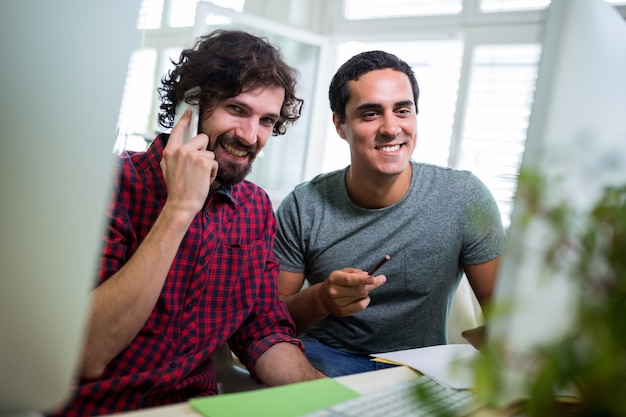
left=447, top=275, right=483, bottom=344
left=210, top=344, right=265, bottom=394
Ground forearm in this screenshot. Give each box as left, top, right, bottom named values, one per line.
left=255, top=342, right=326, bottom=385
left=79, top=204, right=194, bottom=379
left=464, top=258, right=500, bottom=309
left=282, top=283, right=330, bottom=335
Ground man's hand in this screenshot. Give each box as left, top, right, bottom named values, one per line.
left=277, top=268, right=387, bottom=335
left=160, top=109, right=219, bottom=216
left=317, top=268, right=387, bottom=317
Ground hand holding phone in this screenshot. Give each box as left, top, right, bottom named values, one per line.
left=173, top=86, right=201, bottom=143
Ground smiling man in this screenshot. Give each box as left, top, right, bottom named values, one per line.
left=51, top=30, right=324, bottom=417
left=274, top=50, right=506, bottom=377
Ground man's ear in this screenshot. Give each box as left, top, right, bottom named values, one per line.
left=332, top=113, right=346, bottom=139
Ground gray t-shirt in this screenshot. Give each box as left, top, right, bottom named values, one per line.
left=274, top=161, right=505, bottom=355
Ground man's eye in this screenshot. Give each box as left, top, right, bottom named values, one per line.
left=261, top=117, right=276, bottom=127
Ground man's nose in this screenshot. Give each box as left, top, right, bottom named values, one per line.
left=236, top=119, right=259, bottom=146
left=379, top=113, right=401, bottom=138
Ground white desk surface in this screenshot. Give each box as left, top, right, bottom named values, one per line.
left=100, top=366, right=420, bottom=417
left=100, top=366, right=514, bottom=417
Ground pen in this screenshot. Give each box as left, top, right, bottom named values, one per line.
left=368, top=255, right=391, bottom=275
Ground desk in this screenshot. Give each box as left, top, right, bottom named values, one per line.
left=100, top=366, right=515, bottom=417
left=100, top=366, right=420, bottom=417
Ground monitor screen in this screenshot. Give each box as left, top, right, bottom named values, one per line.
left=484, top=0, right=626, bottom=406
left=0, top=1, right=140, bottom=414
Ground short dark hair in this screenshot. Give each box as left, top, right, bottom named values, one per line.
left=328, top=50, right=419, bottom=123
left=158, top=29, right=303, bottom=136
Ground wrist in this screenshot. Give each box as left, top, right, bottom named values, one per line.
left=160, top=200, right=199, bottom=227
left=314, top=281, right=334, bottom=317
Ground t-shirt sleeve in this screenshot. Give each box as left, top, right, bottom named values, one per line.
left=273, top=190, right=308, bottom=273
left=461, top=173, right=506, bottom=264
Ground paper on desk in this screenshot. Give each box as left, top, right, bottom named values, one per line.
left=189, top=378, right=360, bottom=417
left=371, top=344, right=479, bottom=390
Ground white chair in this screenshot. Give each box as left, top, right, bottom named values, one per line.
left=210, top=344, right=265, bottom=394
left=447, top=275, right=484, bottom=344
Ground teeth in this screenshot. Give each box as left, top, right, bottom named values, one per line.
left=223, top=143, right=248, bottom=157
left=379, top=144, right=400, bottom=152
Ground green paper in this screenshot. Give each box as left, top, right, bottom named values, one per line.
left=189, top=378, right=360, bottom=417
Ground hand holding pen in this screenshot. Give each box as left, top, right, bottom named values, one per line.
left=318, top=255, right=390, bottom=317
left=368, top=255, right=391, bottom=276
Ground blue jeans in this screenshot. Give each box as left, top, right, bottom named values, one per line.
left=302, top=338, right=398, bottom=377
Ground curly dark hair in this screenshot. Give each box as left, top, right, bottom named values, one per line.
left=158, top=29, right=303, bottom=136
left=328, top=50, right=419, bottom=124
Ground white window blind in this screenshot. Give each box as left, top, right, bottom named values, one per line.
left=137, top=0, right=164, bottom=29
left=114, top=48, right=157, bottom=153
left=457, top=44, right=541, bottom=228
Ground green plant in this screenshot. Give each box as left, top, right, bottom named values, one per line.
left=475, top=171, right=626, bottom=416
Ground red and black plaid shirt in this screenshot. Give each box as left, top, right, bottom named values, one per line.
left=54, top=134, right=300, bottom=416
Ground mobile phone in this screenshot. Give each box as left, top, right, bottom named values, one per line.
left=173, top=86, right=201, bottom=143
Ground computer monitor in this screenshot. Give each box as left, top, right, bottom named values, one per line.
left=485, top=0, right=626, bottom=406
left=0, top=1, right=140, bottom=415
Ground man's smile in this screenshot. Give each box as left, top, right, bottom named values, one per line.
left=375, top=143, right=403, bottom=153
left=221, top=142, right=251, bottom=158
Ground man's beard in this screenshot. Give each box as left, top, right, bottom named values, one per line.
left=212, top=133, right=257, bottom=187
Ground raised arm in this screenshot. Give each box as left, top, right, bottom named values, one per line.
left=79, top=111, right=218, bottom=379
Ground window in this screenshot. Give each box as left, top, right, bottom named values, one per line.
left=343, top=0, right=626, bottom=18
left=458, top=44, right=541, bottom=226
left=114, top=49, right=157, bottom=153
left=480, top=0, right=549, bottom=12
left=137, top=0, right=163, bottom=29
left=344, top=0, right=462, bottom=19
left=116, top=0, right=625, bottom=222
